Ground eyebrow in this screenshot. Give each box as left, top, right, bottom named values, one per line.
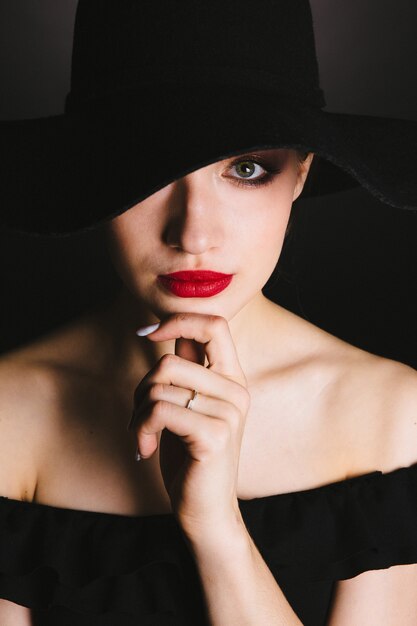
left=226, top=148, right=285, bottom=160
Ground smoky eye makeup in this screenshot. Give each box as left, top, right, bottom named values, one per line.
left=224, top=152, right=285, bottom=188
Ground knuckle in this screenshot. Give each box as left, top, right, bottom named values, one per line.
left=226, top=404, right=242, bottom=427
left=148, top=382, right=165, bottom=402
left=176, top=312, right=191, bottom=324
left=232, top=382, right=251, bottom=412
left=208, top=314, right=225, bottom=329
left=153, top=399, right=170, bottom=418
left=159, top=353, right=178, bottom=369
left=199, top=422, right=231, bottom=458
left=214, top=423, right=232, bottom=448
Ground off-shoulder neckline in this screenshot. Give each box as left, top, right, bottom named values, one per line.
left=1, top=462, right=416, bottom=522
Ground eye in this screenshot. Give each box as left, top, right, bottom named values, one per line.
left=233, top=160, right=265, bottom=180
left=225, top=155, right=282, bottom=188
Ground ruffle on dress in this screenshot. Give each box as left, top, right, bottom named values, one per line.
left=0, top=497, right=206, bottom=624
left=239, top=462, right=417, bottom=583
left=0, top=461, right=417, bottom=624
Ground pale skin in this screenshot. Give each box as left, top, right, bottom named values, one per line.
left=1, top=148, right=417, bottom=624
left=103, top=148, right=311, bottom=384
left=114, top=148, right=312, bottom=534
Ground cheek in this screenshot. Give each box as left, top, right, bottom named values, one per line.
left=241, top=185, right=294, bottom=242
left=109, top=195, right=163, bottom=256
left=239, top=186, right=295, bottom=278
left=255, top=213, right=289, bottom=269
left=105, top=215, right=143, bottom=277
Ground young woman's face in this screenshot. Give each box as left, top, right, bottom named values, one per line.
left=105, top=148, right=313, bottom=321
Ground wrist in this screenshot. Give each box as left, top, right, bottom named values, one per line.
left=179, top=508, right=250, bottom=555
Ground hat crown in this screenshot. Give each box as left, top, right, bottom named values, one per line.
left=65, top=0, right=325, bottom=113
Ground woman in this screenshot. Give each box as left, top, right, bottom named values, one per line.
left=0, top=1, right=417, bottom=625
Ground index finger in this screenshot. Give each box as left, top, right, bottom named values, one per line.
left=138, top=313, right=248, bottom=389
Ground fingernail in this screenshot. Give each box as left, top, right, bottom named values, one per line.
left=135, top=445, right=142, bottom=462
left=136, top=322, right=161, bottom=336
left=127, top=409, right=136, bottom=431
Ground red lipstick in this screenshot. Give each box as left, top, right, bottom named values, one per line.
left=158, top=270, right=234, bottom=298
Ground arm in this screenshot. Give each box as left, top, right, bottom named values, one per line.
left=326, top=362, right=417, bottom=625
left=135, top=316, right=303, bottom=623
left=326, top=563, right=417, bottom=625
left=184, top=519, right=303, bottom=626
left=185, top=360, right=417, bottom=626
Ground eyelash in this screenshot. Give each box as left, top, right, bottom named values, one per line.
left=226, top=156, right=282, bottom=189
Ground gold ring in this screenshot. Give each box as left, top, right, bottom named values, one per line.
left=186, top=389, right=198, bottom=410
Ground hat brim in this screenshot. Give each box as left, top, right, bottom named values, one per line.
left=1, top=83, right=416, bottom=235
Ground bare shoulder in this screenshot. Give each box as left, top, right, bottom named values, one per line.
left=0, top=351, right=58, bottom=501
left=267, top=303, right=417, bottom=477
left=320, top=357, right=417, bottom=622
left=0, top=316, right=101, bottom=502
left=368, top=353, right=417, bottom=470
left=295, top=312, right=417, bottom=475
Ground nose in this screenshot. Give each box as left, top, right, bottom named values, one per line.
left=164, top=168, right=222, bottom=254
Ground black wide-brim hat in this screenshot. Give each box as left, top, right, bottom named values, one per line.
left=1, top=0, right=417, bottom=236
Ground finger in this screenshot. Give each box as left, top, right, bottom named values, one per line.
left=131, top=382, right=240, bottom=429
left=133, top=354, right=249, bottom=416
left=136, top=400, right=230, bottom=459
left=139, top=313, right=247, bottom=389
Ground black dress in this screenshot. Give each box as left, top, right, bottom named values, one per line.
left=1, top=462, right=417, bottom=626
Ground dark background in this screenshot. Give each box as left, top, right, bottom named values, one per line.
left=0, top=0, right=416, bottom=367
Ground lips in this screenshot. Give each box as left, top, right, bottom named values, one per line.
left=158, top=270, right=234, bottom=297
left=160, top=270, right=232, bottom=281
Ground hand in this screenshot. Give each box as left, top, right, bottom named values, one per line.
left=130, top=313, right=251, bottom=538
